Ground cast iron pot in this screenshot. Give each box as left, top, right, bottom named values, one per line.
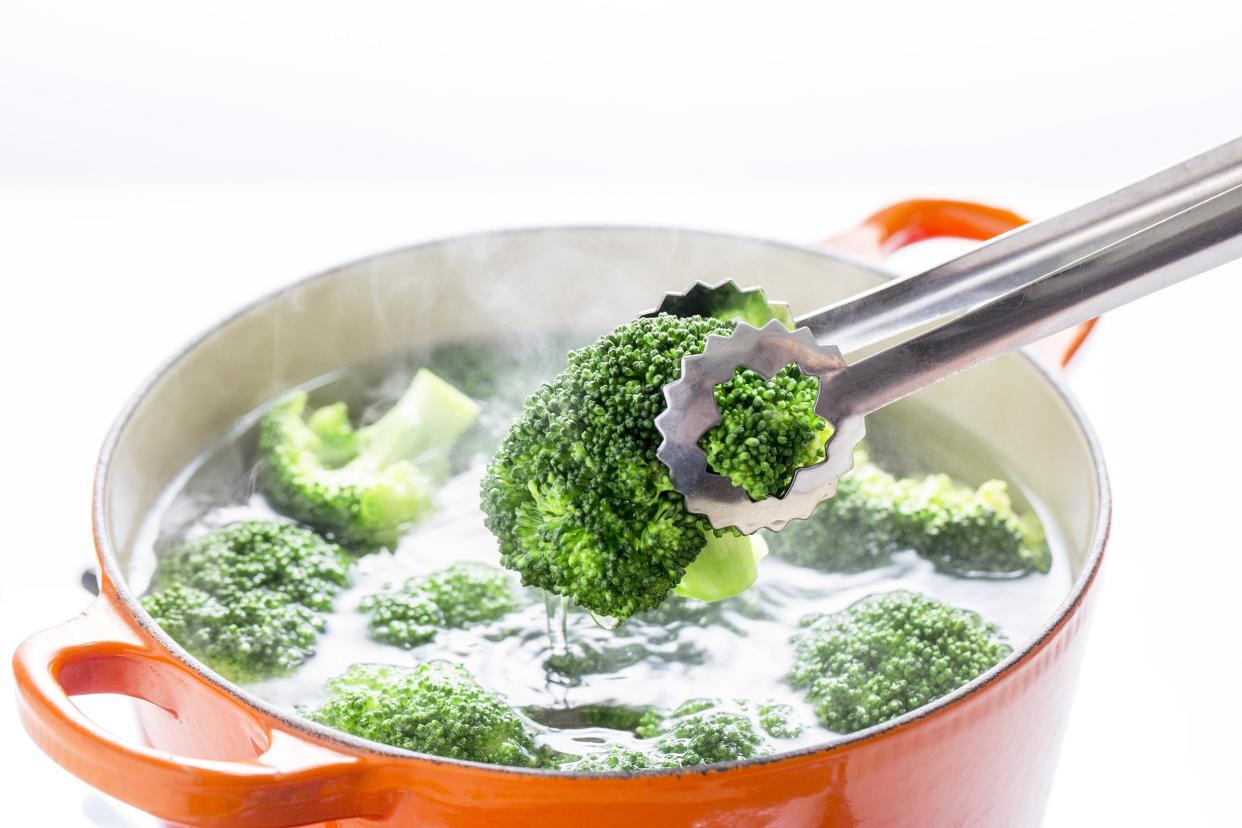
left=13, top=201, right=1109, bottom=827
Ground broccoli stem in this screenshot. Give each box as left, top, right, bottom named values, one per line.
left=354, top=368, right=481, bottom=478
left=674, top=531, right=768, bottom=603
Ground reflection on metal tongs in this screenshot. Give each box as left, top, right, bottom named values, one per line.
left=651, top=137, right=1242, bottom=534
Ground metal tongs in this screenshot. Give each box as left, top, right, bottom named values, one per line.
left=652, top=137, right=1242, bottom=534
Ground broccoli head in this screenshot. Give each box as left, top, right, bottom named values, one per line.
left=142, top=522, right=351, bottom=682
left=561, top=697, right=797, bottom=771
left=481, top=314, right=829, bottom=620
left=767, top=451, right=1050, bottom=577
left=893, top=475, right=1049, bottom=576
left=260, top=368, right=480, bottom=549
left=358, top=562, right=524, bottom=648
left=301, top=662, right=544, bottom=767
left=787, top=591, right=1011, bottom=733
left=143, top=585, right=324, bottom=683
left=698, top=365, right=831, bottom=501
left=565, top=745, right=655, bottom=772
left=150, top=521, right=350, bottom=611
left=357, top=589, right=444, bottom=648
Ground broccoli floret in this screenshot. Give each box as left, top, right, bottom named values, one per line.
left=756, top=702, right=805, bottom=739
left=142, top=522, right=351, bottom=682
left=413, top=562, right=524, bottom=627
left=523, top=703, right=660, bottom=733
left=698, top=365, right=832, bottom=501
left=635, top=698, right=804, bottom=741
left=357, top=589, right=444, bottom=648
left=150, top=521, right=350, bottom=611
left=763, top=459, right=906, bottom=573
left=481, top=314, right=829, bottom=620
left=358, top=562, right=524, bottom=648
left=562, top=698, right=792, bottom=771
left=260, top=368, right=480, bottom=549
left=656, top=708, right=770, bottom=766
left=893, top=475, right=1050, bottom=576
left=787, top=591, right=1011, bottom=733
left=564, top=745, right=656, bottom=772
left=767, top=454, right=1050, bottom=577
left=301, top=662, right=544, bottom=767
left=143, top=585, right=324, bottom=683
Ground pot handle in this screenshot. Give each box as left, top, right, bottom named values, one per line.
left=12, top=589, right=391, bottom=827
left=821, top=198, right=1098, bottom=368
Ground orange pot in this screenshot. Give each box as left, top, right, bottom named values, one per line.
left=13, top=203, right=1108, bottom=828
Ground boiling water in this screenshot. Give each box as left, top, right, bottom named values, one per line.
left=130, top=343, right=1073, bottom=758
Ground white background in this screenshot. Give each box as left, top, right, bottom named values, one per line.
left=2, top=2, right=1240, bottom=825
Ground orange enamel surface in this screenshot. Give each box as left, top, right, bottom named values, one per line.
left=823, top=198, right=1099, bottom=368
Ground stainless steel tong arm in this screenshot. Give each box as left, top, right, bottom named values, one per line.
left=798, top=136, right=1242, bottom=352
left=827, top=181, right=1242, bottom=419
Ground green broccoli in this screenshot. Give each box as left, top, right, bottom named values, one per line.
left=564, top=745, right=655, bottom=772
left=149, top=521, right=351, bottom=611
left=787, top=591, right=1011, bottom=733
left=481, top=314, right=830, bottom=620
left=143, top=585, right=324, bottom=683
left=561, top=697, right=798, bottom=771
left=260, top=368, right=480, bottom=549
left=892, top=475, right=1049, bottom=576
left=523, top=703, right=660, bottom=733
left=634, top=698, right=804, bottom=741
left=766, top=452, right=1050, bottom=577
left=142, top=522, right=351, bottom=682
left=301, top=662, right=545, bottom=767
left=698, top=365, right=832, bottom=501
left=358, top=562, right=524, bottom=648
left=357, top=589, right=444, bottom=648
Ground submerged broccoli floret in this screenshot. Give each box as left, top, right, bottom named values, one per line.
left=565, top=745, right=655, bottom=772
left=561, top=697, right=798, bottom=771
left=893, top=475, right=1049, bottom=576
left=481, top=314, right=829, bottom=620
left=301, top=662, right=544, bottom=767
left=787, top=591, right=1011, bottom=733
left=142, top=522, right=350, bottom=682
left=635, top=698, right=804, bottom=741
left=766, top=453, right=1050, bottom=577
left=357, top=589, right=444, bottom=648
left=143, top=585, right=324, bottom=683
left=358, top=562, right=524, bottom=648
left=150, top=521, right=351, bottom=611
left=260, top=368, right=480, bottom=549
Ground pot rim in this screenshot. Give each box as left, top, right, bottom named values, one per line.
left=91, top=224, right=1112, bottom=779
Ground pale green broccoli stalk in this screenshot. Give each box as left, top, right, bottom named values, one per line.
left=562, top=697, right=802, bottom=771
left=260, top=368, right=480, bottom=549
left=358, top=562, right=524, bottom=648
left=673, top=532, right=769, bottom=604
left=143, top=585, right=324, bottom=683
left=481, top=314, right=828, bottom=620
left=787, top=591, right=1011, bottom=733
left=142, top=522, right=351, bottom=682
left=301, top=662, right=545, bottom=767
left=766, top=452, right=1050, bottom=577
